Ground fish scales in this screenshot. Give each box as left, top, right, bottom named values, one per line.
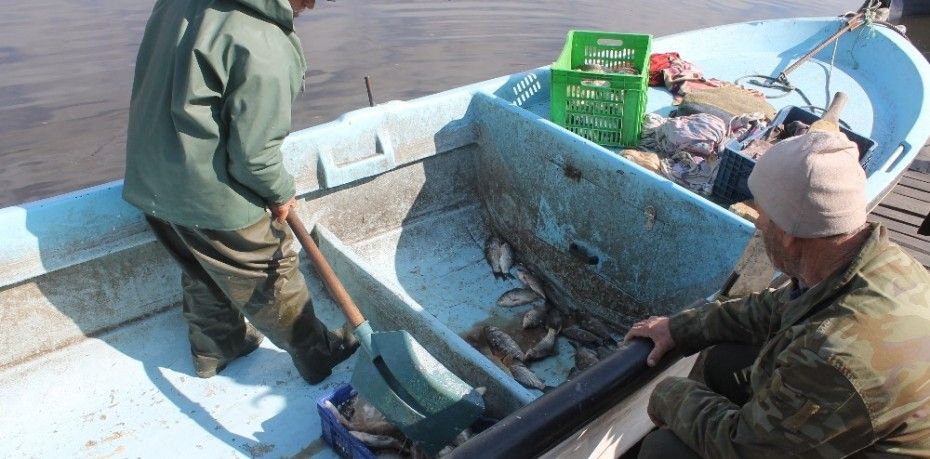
left=515, top=265, right=546, bottom=298
left=561, top=325, right=602, bottom=346
left=573, top=342, right=600, bottom=372
left=525, top=327, right=558, bottom=361
left=497, top=287, right=540, bottom=307
left=484, top=325, right=525, bottom=361
left=509, top=362, right=546, bottom=391
left=522, top=305, right=547, bottom=329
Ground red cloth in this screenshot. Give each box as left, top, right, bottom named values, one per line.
left=649, top=52, right=680, bottom=86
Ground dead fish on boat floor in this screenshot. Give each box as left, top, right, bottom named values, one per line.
left=484, top=325, right=525, bottom=361
left=573, top=342, right=600, bottom=373
left=579, top=314, right=616, bottom=343
left=483, top=234, right=515, bottom=280
left=514, top=265, right=546, bottom=298
left=349, top=431, right=407, bottom=452
left=324, top=395, right=403, bottom=438
left=561, top=325, right=602, bottom=346
left=484, top=235, right=506, bottom=280
left=509, top=362, right=550, bottom=391
left=497, top=288, right=540, bottom=308
left=525, top=327, right=558, bottom=362
left=541, top=283, right=573, bottom=316
left=522, top=304, right=547, bottom=329
left=574, top=343, right=600, bottom=371
left=546, top=304, right=564, bottom=330
left=498, top=239, right=514, bottom=276
left=596, top=344, right=616, bottom=360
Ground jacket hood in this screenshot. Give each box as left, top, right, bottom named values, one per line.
left=233, top=0, right=294, bottom=30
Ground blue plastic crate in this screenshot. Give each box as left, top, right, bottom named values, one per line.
left=712, top=106, right=877, bottom=204
left=317, top=384, right=377, bottom=459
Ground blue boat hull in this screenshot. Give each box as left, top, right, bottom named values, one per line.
left=0, top=17, right=927, bottom=459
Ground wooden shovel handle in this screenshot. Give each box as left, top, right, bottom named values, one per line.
left=286, top=212, right=366, bottom=328
left=821, top=92, right=848, bottom=125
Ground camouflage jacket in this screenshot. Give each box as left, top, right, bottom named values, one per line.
left=649, top=223, right=930, bottom=458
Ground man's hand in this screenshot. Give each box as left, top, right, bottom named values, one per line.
left=624, top=316, right=675, bottom=367
left=269, top=196, right=297, bottom=224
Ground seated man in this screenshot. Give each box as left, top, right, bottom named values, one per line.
left=627, top=130, right=930, bottom=457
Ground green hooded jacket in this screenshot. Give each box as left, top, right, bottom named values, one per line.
left=123, top=0, right=306, bottom=230
left=651, top=224, right=930, bottom=457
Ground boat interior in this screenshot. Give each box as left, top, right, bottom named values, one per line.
left=1, top=18, right=928, bottom=457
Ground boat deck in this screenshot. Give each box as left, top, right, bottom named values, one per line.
left=869, top=140, right=930, bottom=269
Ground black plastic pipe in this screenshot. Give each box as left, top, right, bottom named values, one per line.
left=448, top=338, right=682, bottom=459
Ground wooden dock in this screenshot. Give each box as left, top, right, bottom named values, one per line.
left=868, top=141, right=930, bottom=269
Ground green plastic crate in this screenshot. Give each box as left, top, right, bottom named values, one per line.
left=550, top=30, right=652, bottom=147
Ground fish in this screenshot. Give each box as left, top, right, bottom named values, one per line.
left=561, top=325, right=602, bottom=346
left=349, top=431, right=406, bottom=451
left=484, top=325, right=525, bottom=361
left=546, top=305, right=564, bottom=330
left=525, top=327, right=558, bottom=361
left=497, top=288, right=540, bottom=308
left=451, top=428, right=473, bottom=446
left=498, top=241, right=515, bottom=277
left=596, top=345, right=616, bottom=360
left=509, top=362, right=547, bottom=391
left=347, top=395, right=402, bottom=437
left=521, top=304, right=547, bottom=329
left=484, top=235, right=504, bottom=279
left=576, top=63, right=606, bottom=73
left=322, top=400, right=353, bottom=428
left=514, top=265, right=546, bottom=298
left=572, top=342, right=600, bottom=372
left=579, top=314, right=616, bottom=342
left=542, top=283, right=573, bottom=316
left=606, top=62, right=639, bottom=75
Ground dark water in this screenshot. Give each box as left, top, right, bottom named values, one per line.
left=0, top=0, right=894, bottom=207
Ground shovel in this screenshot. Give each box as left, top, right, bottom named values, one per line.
left=810, top=91, right=847, bottom=133
left=285, top=213, right=485, bottom=454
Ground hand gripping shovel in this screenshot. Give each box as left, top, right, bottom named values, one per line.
left=286, top=213, right=485, bottom=454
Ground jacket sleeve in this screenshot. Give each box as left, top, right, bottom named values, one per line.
left=668, top=286, right=786, bottom=355
left=648, top=353, right=874, bottom=458
left=222, top=49, right=296, bottom=204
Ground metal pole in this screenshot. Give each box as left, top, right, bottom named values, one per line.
left=364, top=76, right=375, bottom=107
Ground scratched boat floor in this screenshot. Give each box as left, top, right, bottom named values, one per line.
left=869, top=140, right=930, bottom=269
left=0, top=264, right=352, bottom=459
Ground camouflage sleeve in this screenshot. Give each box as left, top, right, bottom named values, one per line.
left=668, top=286, right=787, bottom=355
left=648, top=354, right=874, bottom=458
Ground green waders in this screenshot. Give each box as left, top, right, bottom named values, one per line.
left=145, top=213, right=356, bottom=384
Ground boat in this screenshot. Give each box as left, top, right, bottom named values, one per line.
left=1, top=16, right=928, bottom=459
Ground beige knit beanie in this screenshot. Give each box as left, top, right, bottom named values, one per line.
left=747, top=130, right=866, bottom=238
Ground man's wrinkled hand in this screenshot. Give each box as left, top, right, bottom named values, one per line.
left=624, top=315, right=675, bottom=367
left=269, top=196, right=297, bottom=224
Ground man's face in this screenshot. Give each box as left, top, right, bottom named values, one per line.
left=755, top=209, right=794, bottom=275
left=290, top=0, right=315, bottom=16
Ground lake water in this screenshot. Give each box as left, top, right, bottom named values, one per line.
left=0, top=0, right=910, bottom=207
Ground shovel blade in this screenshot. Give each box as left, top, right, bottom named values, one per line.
left=350, top=330, right=484, bottom=455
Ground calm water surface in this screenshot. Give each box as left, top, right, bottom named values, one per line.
left=0, top=0, right=889, bottom=207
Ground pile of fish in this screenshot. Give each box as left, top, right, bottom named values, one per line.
left=321, top=392, right=479, bottom=458
left=480, top=233, right=624, bottom=392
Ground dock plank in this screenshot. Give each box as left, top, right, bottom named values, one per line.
left=868, top=139, right=930, bottom=269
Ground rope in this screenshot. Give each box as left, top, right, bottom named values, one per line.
left=734, top=0, right=908, bottom=113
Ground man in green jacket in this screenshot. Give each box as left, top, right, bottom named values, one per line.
left=123, top=0, right=357, bottom=384
left=628, top=130, right=930, bottom=457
